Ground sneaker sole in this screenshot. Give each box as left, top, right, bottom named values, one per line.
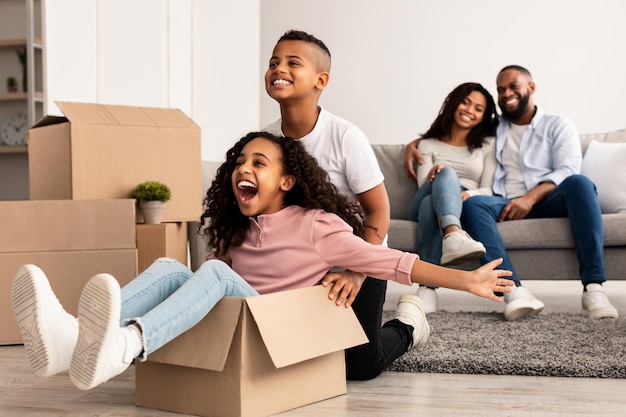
left=504, top=300, right=545, bottom=321
left=70, top=274, right=120, bottom=390
left=581, top=307, right=619, bottom=319
left=441, top=249, right=486, bottom=266
left=11, top=265, right=63, bottom=377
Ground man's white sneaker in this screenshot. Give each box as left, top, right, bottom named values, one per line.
left=582, top=283, right=618, bottom=319
left=416, top=286, right=438, bottom=313
left=440, top=230, right=486, bottom=265
left=394, top=294, right=430, bottom=348
left=11, top=264, right=78, bottom=377
left=503, top=286, right=545, bottom=321
left=69, top=273, right=142, bottom=390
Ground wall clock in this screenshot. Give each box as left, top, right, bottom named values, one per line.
left=2, top=112, right=29, bottom=146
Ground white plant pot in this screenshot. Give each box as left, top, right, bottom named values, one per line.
left=140, top=201, right=166, bottom=224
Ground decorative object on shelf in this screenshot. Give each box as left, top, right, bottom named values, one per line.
left=17, top=48, right=27, bottom=92
left=6, top=76, right=18, bottom=93
left=132, top=180, right=172, bottom=224
left=2, top=112, right=28, bottom=146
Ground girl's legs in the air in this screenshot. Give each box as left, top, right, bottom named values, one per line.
left=11, top=258, right=258, bottom=390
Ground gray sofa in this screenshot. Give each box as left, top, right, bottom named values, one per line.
left=190, top=129, right=626, bottom=280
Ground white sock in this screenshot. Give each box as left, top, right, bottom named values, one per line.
left=127, top=324, right=144, bottom=358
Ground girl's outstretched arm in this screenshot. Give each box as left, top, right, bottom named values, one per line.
left=410, top=258, right=513, bottom=302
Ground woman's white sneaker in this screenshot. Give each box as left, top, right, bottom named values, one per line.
left=11, top=264, right=78, bottom=377
left=503, top=286, right=545, bottom=321
left=416, top=286, right=438, bottom=313
left=69, top=273, right=142, bottom=390
left=441, top=230, right=486, bottom=265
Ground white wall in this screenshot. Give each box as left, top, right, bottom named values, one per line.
left=260, top=0, right=626, bottom=144
left=44, top=0, right=260, bottom=161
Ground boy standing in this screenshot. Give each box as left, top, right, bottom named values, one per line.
left=263, top=30, right=424, bottom=380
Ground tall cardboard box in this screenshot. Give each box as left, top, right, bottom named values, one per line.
left=135, top=285, right=368, bottom=417
left=136, top=222, right=188, bottom=272
left=27, top=101, right=202, bottom=223
left=0, top=199, right=138, bottom=345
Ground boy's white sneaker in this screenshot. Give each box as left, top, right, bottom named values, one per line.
left=11, top=264, right=78, bottom=377
left=503, top=286, right=545, bottom=321
left=394, top=294, right=430, bottom=348
left=440, top=230, right=486, bottom=265
left=416, top=286, right=438, bottom=313
left=69, top=273, right=142, bottom=390
left=582, top=283, right=618, bottom=319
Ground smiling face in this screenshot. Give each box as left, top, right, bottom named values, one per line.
left=264, top=40, right=330, bottom=104
left=231, top=137, right=295, bottom=217
left=454, top=90, right=487, bottom=130
left=496, top=69, right=535, bottom=123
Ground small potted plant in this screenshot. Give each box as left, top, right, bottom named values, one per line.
left=6, top=77, right=18, bottom=93
left=132, top=180, right=172, bottom=224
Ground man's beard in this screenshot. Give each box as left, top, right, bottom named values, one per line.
left=499, top=91, right=530, bottom=122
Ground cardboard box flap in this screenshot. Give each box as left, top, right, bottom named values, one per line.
left=55, top=101, right=199, bottom=128
left=145, top=296, right=243, bottom=371
left=31, top=115, right=69, bottom=129
left=245, top=285, right=368, bottom=369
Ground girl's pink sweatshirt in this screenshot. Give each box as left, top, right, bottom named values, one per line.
left=227, top=205, right=417, bottom=295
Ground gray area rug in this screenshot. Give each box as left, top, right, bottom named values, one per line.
left=384, top=311, right=626, bottom=378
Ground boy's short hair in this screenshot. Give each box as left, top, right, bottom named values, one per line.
left=277, top=30, right=331, bottom=71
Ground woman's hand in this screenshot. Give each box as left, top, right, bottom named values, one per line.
left=321, top=270, right=366, bottom=308
left=427, top=164, right=445, bottom=182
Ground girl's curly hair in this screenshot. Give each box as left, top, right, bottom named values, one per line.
left=200, top=131, right=365, bottom=256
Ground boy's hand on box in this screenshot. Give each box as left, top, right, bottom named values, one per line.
left=322, top=270, right=366, bottom=308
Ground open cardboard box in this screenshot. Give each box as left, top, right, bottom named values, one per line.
left=135, top=285, right=368, bottom=417
left=0, top=199, right=138, bottom=344
left=27, top=101, right=202, bottom=223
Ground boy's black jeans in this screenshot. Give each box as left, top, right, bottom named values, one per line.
left=345, top=277, right=413, bottom=380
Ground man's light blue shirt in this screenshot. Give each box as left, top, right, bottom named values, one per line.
left=493, top=106, right=582, bottom=198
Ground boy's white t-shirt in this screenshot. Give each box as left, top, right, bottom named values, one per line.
left=264, top=107, right=384, bottom=201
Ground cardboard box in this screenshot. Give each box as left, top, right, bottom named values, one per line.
left=0, top=199, right=138, bottom=344
left=27, top=101, right=202, bottom=223
left=135, top=285, right=368, bottom=417
left=136, top=222, right=188, bottom=272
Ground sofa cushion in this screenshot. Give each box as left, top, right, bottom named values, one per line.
left=582, top=140, right=626, bottom=214
left=373, top=144, right=417, bottom=220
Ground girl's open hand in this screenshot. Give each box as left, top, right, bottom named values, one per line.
left=469, top=258, right=514, bottom=302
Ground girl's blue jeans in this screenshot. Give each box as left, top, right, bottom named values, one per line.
left=120, top=258, right=258, bottom=358
left=408, top=167, right=464, bottom=264
left=461, top=175, right=606, bottom=285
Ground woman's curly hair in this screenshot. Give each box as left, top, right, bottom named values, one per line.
left=419, top=82, right=498, bottom=151
left=200, top=131, right=365, bottom=256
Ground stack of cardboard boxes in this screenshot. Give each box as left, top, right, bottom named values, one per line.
left=0, top=101, right=202, bottom=344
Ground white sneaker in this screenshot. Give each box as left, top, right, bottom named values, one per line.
left=11, top=265, right=78, bottom=377
left=416, top=286, right=438, bottom=313
left=582, top=283, right=618, bottom=319
left=69, top=274, right=142, bottom=390
left=440, top=230, right=486, bottom=265
left=394, top=294, right=430, bottom=348
left=503, top=286, right=545, bottom=321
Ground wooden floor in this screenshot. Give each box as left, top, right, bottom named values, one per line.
left=2, top=280, right=626, bottom=416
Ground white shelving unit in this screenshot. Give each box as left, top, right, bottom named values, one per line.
left=0, top=0, right=45, bottom=200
